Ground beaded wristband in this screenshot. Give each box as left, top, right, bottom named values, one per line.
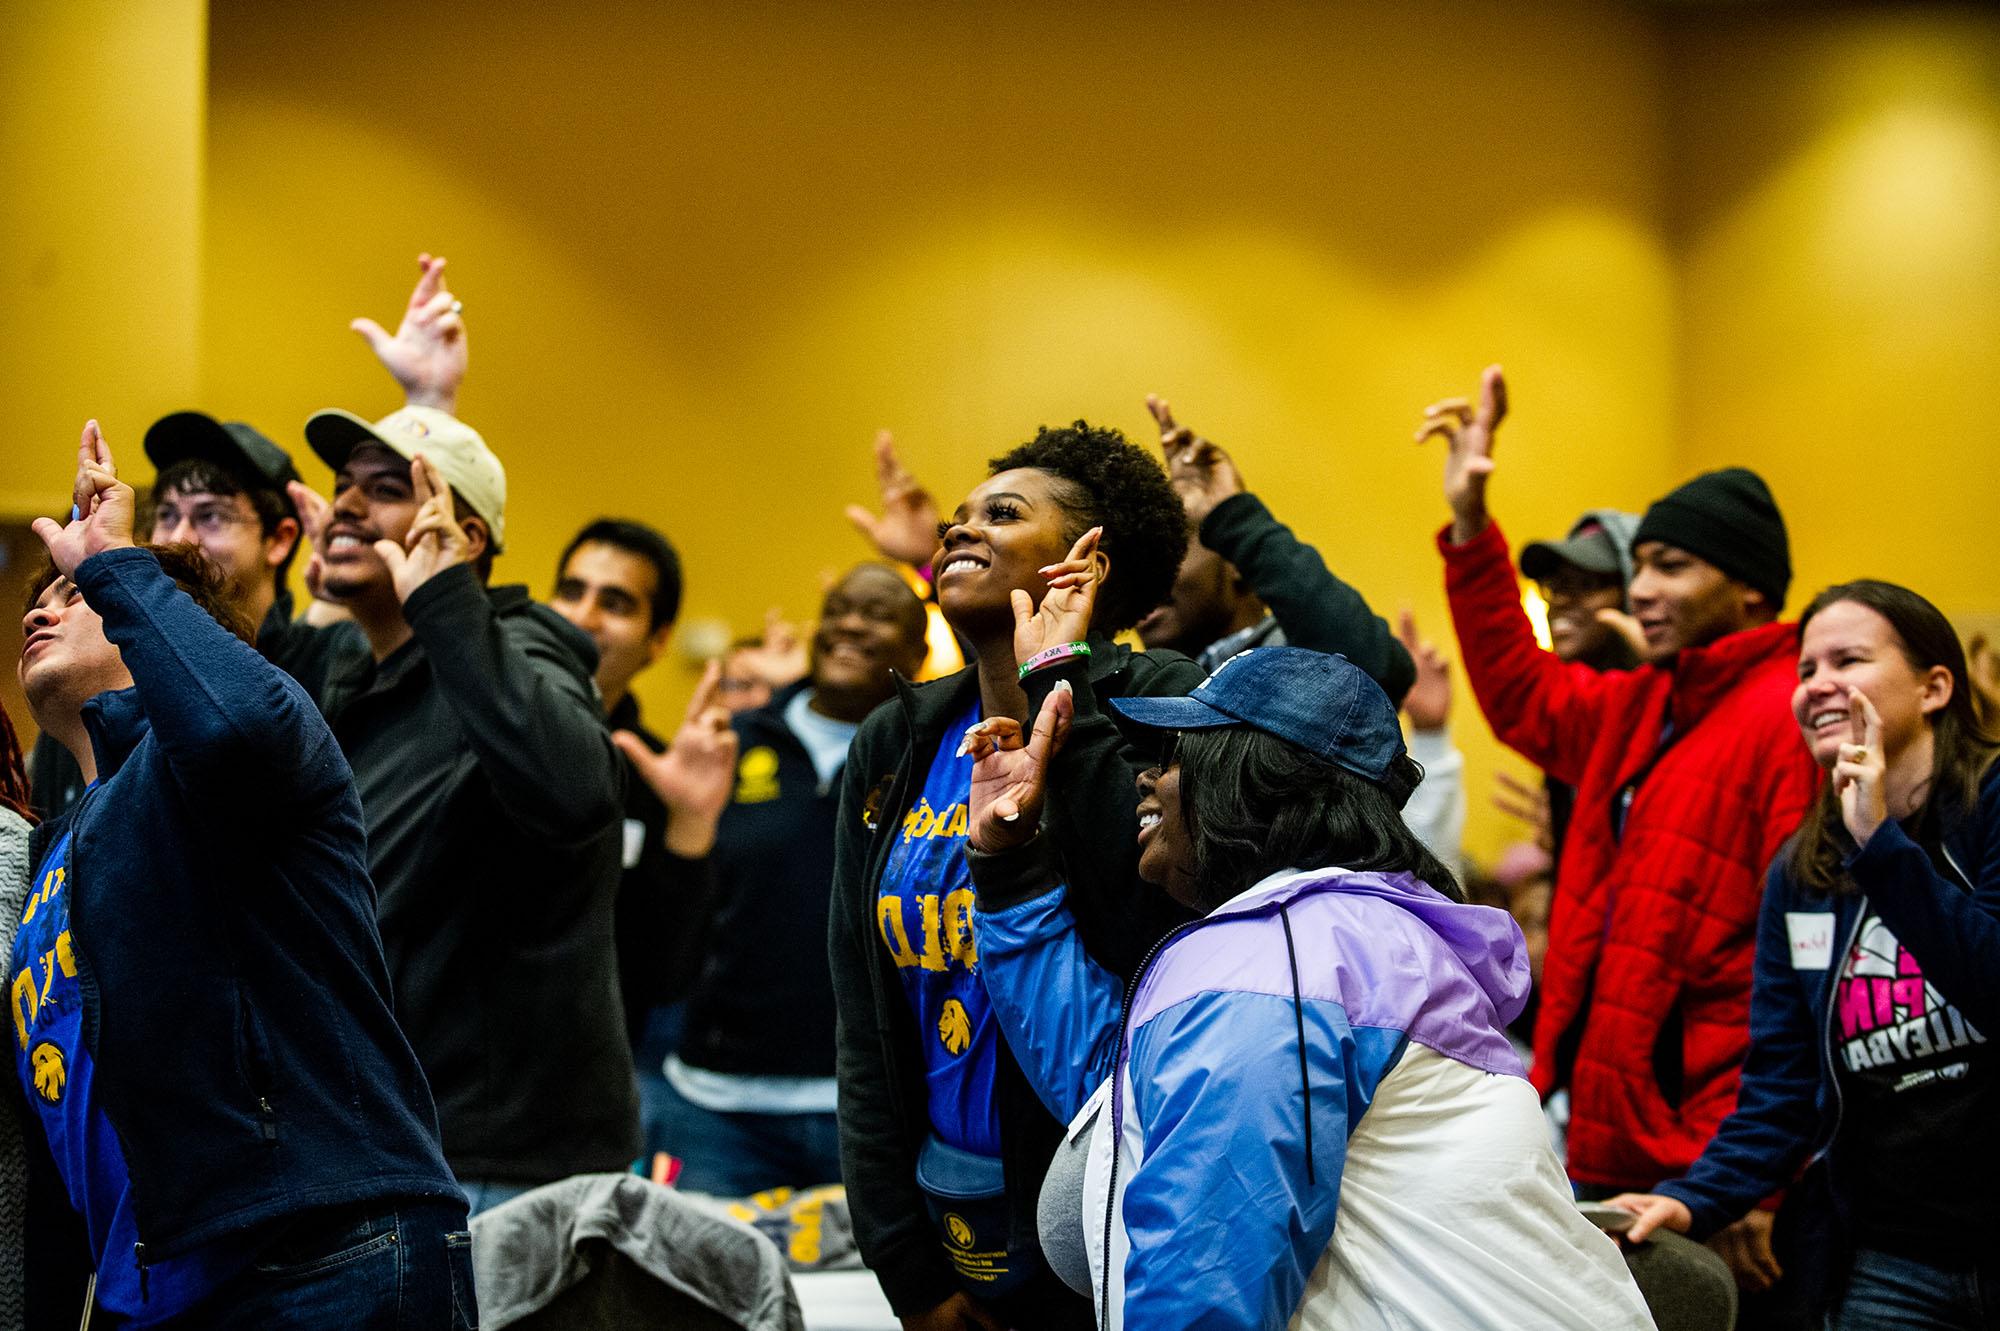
left=1019, top=641, right=1091, bottom=680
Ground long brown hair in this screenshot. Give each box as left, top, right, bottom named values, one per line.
left=1792, top=581, right=2000, bottom=895
left=0, top=700, right=30, bottom=823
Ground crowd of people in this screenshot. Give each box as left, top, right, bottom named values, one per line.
left=1, top=254, right=1993, bottom=1330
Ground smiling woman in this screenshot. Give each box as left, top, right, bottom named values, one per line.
left=1610, top=580, right=2000, bottom=1328
left=827, top=420, right=1201, bottom=1330
left=961, top=645, right=1655, bottom=1330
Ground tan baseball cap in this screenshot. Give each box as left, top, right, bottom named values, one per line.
left=304, top=405, right=507, bottom=551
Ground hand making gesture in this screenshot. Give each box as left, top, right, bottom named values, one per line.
left=1395, top=609, right=1453, bottom=734
left=1415, top=364, right=1507, bottom=543
left=33, top=421, right=137, bottom=577
left=964, top=681, right=1075, bottom=854
left=351, top=253, right=468, bottom=414
left=615, top=660, right=741, bottom=858
left=374, top=454, right=472, bottom=602
left=1833, top=687, right=1889, bottom=847
left=1012, top=527, right=1105, bottom=667
left=1145, top=394, right=1244, bottom=527
left=845, top=430, right=942, bottom=568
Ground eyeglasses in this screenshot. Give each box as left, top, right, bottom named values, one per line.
left=151, top=502, right=260, bottom=540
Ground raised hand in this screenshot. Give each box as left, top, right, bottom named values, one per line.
left=1833, top=687, right=1888, bottom=846
left=1012, top=527, right=1105, bottom=666
left=373, top=454, right=471, bottom=602
left=1415, top=364, right=1507, bottom=542
left=350, top=253, right=467, bottom=413
left=1145, top=394, right=1244, bottom=527
left=1593, top=606, right=1648, bottom=660
left=32, top=422, right=137, bottom=577
left=614, top=660, right=740, bottom=857
left=285, top=479, right=337, bottom=601
left=964, top=681, right=1075, bottom=853
left=1396, top=608, right=1452, bottom=733
left=1491, top=770, right=1554, bottom=852
left=737, top=606, right=810, bottom=689
left=844, top=430, right=942, bottom=567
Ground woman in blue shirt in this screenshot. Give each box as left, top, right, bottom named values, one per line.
left=1611, top=581, right=2000, bottom=1328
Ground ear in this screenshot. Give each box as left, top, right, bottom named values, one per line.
left=1920, top=663, right=1955, bottom=718
left=1739, top=582, right=1774, bottom=624
left=643, top=620, right=674, bottom=668
left=1086, top=548, right=1114, bottom=626
left=458, top=514, right=492, bottom=564
left=265, top=516, right=301, bottom=570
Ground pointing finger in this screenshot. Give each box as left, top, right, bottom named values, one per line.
left=687, top=658, right=724, bottom=721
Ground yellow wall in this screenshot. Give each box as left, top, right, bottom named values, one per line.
left=1670, top=7, right=2000, bottom=627
left=0, top=0, right=205, bottom=745
left=0, top=0, right=206, bottom=513
left=197, top=0, right=1677, bottom=864
left=6, top=2, right=1995, bottom=864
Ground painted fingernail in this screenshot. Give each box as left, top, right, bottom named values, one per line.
left=1000, top=810, right=1019, bottom=822
left=1054, top=678, right=1073, bottom=696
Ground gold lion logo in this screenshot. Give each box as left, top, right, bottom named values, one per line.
left=30, top=1042, right=65, bottom=1104
left=944, top=1212, right=974, bottom=1248
left=938, top=999, right=971, bottom=1056
left=734, top=747, right=781, bottom=804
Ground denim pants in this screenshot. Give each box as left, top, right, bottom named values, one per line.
left=166, top=1198, right=476, bottom=1329
left=650, top=1072, right=841, bottom=1197
left=1828, top=1247, right=1995, bottom=1331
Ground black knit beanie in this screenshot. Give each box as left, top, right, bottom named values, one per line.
left=1632, top=467, right=1791, bottom=610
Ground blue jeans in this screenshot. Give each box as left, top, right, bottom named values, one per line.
left=650, top=1073, right=841, bottom=1197
left=168, top=1199, right=475, bottom=1329
left=1828, top=1247, right=1995, bottom=1330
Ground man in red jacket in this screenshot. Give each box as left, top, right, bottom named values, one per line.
left=1420, top=367, right=1820, bottom=1290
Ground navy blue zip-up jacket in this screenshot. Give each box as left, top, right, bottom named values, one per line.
left=16, top=548, right=458, bottom=1289
left=1656, top=761, right=2000, bottom=1310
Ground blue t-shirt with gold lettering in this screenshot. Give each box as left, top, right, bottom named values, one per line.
left=877, top=700, right=1003, bottom=1155
left=11, top=824, right=248, bottom=1324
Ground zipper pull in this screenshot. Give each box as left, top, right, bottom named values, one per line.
left=134, top=1242, right=150, bottom=1301
left=258, top=1095, right=279, bottom=1142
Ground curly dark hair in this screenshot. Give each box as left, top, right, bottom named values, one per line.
left=988, top=421, right=1188, bottom=633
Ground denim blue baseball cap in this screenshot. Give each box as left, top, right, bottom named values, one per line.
left=1110, top=646, right=1406, bottom=781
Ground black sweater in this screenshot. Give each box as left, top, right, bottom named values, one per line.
left=829, top=637, right=1203, bottom=1316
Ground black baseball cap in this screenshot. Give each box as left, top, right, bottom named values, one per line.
left=145, top=412, right=302, bottom=513
left=1110, top=647, right=1405, bottom=782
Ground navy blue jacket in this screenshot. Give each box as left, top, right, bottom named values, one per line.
left=17, top=549, right=458, bottom=1278
left=1657, top=762, right=2000, bottom=1305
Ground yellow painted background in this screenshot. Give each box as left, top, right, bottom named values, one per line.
left=2, top=1, right=1995, bottom=866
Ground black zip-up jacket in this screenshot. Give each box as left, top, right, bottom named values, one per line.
left=829, top=637, right=1202, bottom=1316
left=12, top=548, right=457, bottom=1314
left=681, top=683, right=844, bottom=1078
left=1198, top=492, right=1416, bottom=706
left=316, top=565, right=637, bottom=1182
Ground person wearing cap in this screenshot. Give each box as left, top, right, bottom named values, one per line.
left=1420, top=366, right=1821, bottom=1289
left=958, top=644, right=1653, bottom=1331
left=299, top=401, right=635, bottom=1210
left=1515, top=508, right=1643, bottom=865
left=22, top=412, right=362, bottom=822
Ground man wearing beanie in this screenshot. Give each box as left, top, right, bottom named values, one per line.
left=1420, top=368, right=1821, bottom=1294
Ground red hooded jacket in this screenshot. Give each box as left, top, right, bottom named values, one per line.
left=1441, top=521, right=1820, bottom=1190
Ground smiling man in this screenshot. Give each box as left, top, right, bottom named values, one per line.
left=630, top=563, right=928, bottom=1195
left=1421, top=367, right=1821, bottom=1294
left=297, top=404, right=634, bottom=1212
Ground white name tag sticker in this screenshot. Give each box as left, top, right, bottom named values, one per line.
left=1786, top=912, right=1834, bottom=969
left=622, top=817, right=647, bottom=870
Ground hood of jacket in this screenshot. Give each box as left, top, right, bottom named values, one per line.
left=1212, top=865, right=1533, bottom=1029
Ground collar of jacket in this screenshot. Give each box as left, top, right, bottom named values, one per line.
left=1665, top=619, right=1799, bottom=731
left=80, top=686, right=147, bottom=781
